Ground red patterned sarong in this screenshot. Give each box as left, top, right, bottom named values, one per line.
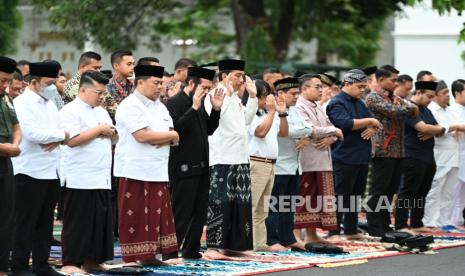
left=118, top=178, right=178, bottom=262
left=294, top=171, right=337, bottom=230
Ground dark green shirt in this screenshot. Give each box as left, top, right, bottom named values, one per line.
left=0, top=93, right=19, bottom=143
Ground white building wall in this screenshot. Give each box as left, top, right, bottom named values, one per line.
left=393, top=2, right=465, bottom=86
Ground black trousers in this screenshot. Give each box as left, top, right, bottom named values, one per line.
left=11, top=174, right=60, bottom=272
left=266, top=174, right=299, bottom=246
left=170, top=173, right=209, bottom=257
left=366, top=157, right=403, bottom=237
left=0, top=158, right=15, bottom=272
left=62, top=188, right=114, bottom=265
left=331, top=161, right=368, bottom=235
left=395, top=158, right=436, bottom=229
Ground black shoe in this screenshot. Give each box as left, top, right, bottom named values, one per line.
left=182, top=252, right=202, bottom=259
left=33, top=266, right=63, bottom=276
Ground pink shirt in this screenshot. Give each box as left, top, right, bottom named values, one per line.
left=295, top=96, right=337, bottom=172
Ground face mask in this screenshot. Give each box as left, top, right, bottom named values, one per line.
left=39, top=84, right=58, bottom=100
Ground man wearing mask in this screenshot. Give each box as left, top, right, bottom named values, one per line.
left=0, top=56, right=22, bottom=276
left=11, top=61, right=68, bottom=276
left=166, top=67, right=223, bottom=258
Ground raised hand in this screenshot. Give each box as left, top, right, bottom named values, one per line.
left=192, top=85, right=208, bottom=110
left=265, top=94, right=276, bottom=113
left=276, top=94, right=287, bottom=114
left=245, top=75, right=257, bottom=98
left=210, top=88, right=225, bottom=111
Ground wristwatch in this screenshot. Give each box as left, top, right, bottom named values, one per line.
left=278, top=112, right=288, bottom=117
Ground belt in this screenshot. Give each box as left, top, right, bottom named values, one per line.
left=250, top=156, right=276, bottom=164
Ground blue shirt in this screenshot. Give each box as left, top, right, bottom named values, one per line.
left=326, top=91, right=372, bottom=165
left=404, top=105, right=437, bottom=164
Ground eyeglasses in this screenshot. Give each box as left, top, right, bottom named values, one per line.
left=87, top=88, right=107, bottom=96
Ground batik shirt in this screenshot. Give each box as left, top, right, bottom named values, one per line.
left=104, top=75, right=133, bottom=118
left=365, top=89, right=416, bottom=158
left=63, top=72, right=81, bottom=104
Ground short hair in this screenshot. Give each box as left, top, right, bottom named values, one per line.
left=380, top=65, right=399, bottom=74
left=416, top=70, right=432, bottom=81
left=263, top=67, right=280, bottom=75
left=298, top=74, right=320, bottom=90
left=12, top=69, right=23, bottom=82
left=78, top=51, right=102, bottom=67
left=174, top=58, right=197, bottom=70
left=134, top=76, right=152, bottom=88
left=110, top=50, right=133, bottom=67
left=375, top=68, right=395, bottom=80
left=255, top=79, right=271, bottom=98
left=137, top=57, right=160, bottom=66
left=58, top=72, right=66, bottom=78
left=218, top=70, right=232, bottom=82
left=79, top=70, right=109, bottom=88
left=163, top=71, right=171, bottom=77
left=451, top=79, right=465, bottom=98
left=186, top=75, right=201, bottom=86
left=397, top=74, right=413, bottom=84
left=17, top=60, right=30, bottom=67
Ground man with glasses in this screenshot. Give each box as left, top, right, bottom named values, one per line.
left=365, top=65, right=418, bottom=238
left=59, top=71, right=117, bottom=274
left=327, top=69, right=382, bottom=240
left=293, top=74, right=342, bottom=243
left=11, top=61, right=67, bottom=276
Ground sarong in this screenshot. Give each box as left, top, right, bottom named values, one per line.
left=206, top=164, right=253, bottom=251
left=294, top=171, right=337, bottom=230
left=118, top=178, right=178, bottom=262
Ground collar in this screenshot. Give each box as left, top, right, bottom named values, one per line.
left=429, top=101, right=446, bottom=111
left=113, top=74, right=129, bottom=86
left=452, top=102, right=465, bottom=110
left=134, top=90, right=154, bottom=106
left=377, top=88, right=394, bottom=99
left=340, top=90, right=358, bottom=102
left=75, top=95, right=94, bottom=109
left=297, top=95, right=318, bottom=108
left=24, top=87, right=47, bottom=104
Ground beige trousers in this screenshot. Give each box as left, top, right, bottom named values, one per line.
left=250, top=160, right=275, bottom=250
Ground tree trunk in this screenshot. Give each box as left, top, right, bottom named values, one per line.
left=270, top=0, right=295, bottom=61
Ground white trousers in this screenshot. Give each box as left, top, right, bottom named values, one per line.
left=423, top=166, right=459, bottom=227
left=449, top=179, right=465, bottom=226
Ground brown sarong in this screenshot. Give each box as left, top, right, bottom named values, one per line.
left=118, top=178, right=178, bottom=262
left=294, top=171, right=337, bottom=230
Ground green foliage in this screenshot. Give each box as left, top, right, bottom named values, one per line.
left=0, top=0, right=22, bottom=55
left=241, top=26, right=276, bottom=71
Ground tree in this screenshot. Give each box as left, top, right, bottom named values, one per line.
left=40, top=0, right=465, bottom=68
left=0, top=0, right=22, bottom=55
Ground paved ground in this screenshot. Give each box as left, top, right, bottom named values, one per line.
left=271, top=246, right=465, bottom=276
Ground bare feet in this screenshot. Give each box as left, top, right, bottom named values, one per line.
left=411, top=227, right=435, bottom=233
left=263, top=244, right=288, bottom=251
left=286, top=241, right=306, bottom=250
left=293, top=229, right=305, bottom=244
left=203, top=249, right=229, bottom=260
left=397, top=228, right=417, bottom=235
left=82, top=261, right=107, bottom=272
left=164, top=258, right=183, bottom=265
left=326, top=235, right=347, bottom=242
left=138, top=258, right=169, bottom=266
left=344, top=233, right=376, bottom=241
left=61, top=265, right=86, bottom=274
left=306, top=228, right=330, bottom=244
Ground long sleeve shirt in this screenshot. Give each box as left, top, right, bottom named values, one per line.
left=295, top=96, right=336, bottom=172
left=365, top=89, right=416, bottom=158
left=12, top=88, right=65, bottom=179
left=275, top=107, right=313, bottom=175
left=204, top=83, right=258, bottom=165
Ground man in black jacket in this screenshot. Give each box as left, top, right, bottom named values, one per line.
left=166, top=66, right=224, bottom=258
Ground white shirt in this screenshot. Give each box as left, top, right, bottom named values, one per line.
left=275, top=107, right=313, bottom=175
left=248, top=111, right=280, bottom=159
left=428, top=101, right=461, bottom=167
left=204, top=83, right=258, bottom=165
left=12, top=88, right=65, bottom=179
left=114, top=91, right=173, bottom=182
left=449, top=102, right=465, bottom=180
left=59, top=97, right=113, bottom=189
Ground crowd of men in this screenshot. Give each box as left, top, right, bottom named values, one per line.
left=1, top=50, right=465, bottom=275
